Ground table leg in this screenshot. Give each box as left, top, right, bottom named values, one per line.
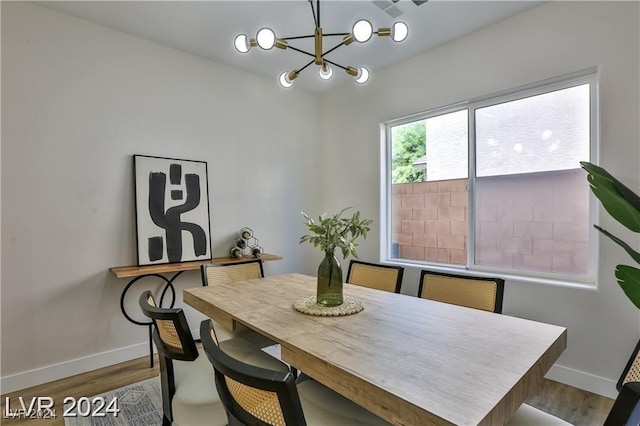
left=118, top=272, right=179, bottom=368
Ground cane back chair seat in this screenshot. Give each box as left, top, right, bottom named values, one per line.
left=418, top=269, right=505, bottom=313
left=346, top=260, right=404, bottom=293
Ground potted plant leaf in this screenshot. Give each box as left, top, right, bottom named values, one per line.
left=581, top=161, right=640, bottom=308
left=300, top=208, right=372, bottom=306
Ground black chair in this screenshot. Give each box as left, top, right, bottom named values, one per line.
left=201, top=260, right=267, bottom=344
left=200, top=259, right=265, bottom=288
left=140, top=291, right=290, bottom=425
left=418, top=269, right=505, bottom=313
left=139, top=291, right=224, bottom=426
left=200, top=319, right=391, bottom=426
left=346, top=260, right=404, bottom=293
left=603, top=339, right=640, bottom=425
left=618, top=340, right=640, bottom=391
left=605, top=382, right=640, bottom=425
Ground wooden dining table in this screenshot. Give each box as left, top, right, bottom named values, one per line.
left=183, top=273, right=567, bottom=426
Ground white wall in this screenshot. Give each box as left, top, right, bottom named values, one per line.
left=1, top=2, right=322, bottom=392
left=320, top=1, right=640, bottom=398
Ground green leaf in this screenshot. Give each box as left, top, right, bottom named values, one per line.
left=595, top=225, right=640, bottom=265
left=299, top=208, right=373, bottom=258
left=616, top=265, right=640, bottom=310
left=582, top=162, right=640, bottom=210
left=582, top=162, right=640, bottom=232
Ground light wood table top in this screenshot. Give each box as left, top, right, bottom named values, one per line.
left=184, top=273, right=567, bottom=426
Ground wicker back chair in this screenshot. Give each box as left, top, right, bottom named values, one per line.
left=604, top=382, right=640, bottom=425
left=201, top=259, right=264, bottom=287
left=418, top=270, right=504, bottom=313
left=200, top=319, right=305, bottom=425
left=346, top=260, right=404, bottom=293
left=139, top=291, right=224, bottom=426
left=618, top=340, right=640, bottom=391
left=200, top=320, right=392, bottom=426
left=201, top=259, right=271, bottom=345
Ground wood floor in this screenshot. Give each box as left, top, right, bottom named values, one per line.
left=1, top=356, right=159, bottom=426
left=1, top=354, right=614, bottom=425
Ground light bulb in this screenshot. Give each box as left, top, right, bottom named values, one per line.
left=353, top=20, right=373, bottom=43
left=319, top=64, right=333, bottom=80
left=234, top=34, right=250, bottom=53
left=392, top=22, right=408, bottom=42
left=256, top=28, right=276, bottom=50
left=355, top=67, right=370, bottom=84
left=279, top=72, right=294, bottom=88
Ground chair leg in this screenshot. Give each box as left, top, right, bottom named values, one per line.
left=163, top=415, right=171, bottom=426
left=227, top=410, right=244, bottom=426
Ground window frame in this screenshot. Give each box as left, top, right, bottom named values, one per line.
left=380, top=69, right=599, bottom=287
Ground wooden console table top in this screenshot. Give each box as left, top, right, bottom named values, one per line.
left=110, top=254, right=283, bottom=278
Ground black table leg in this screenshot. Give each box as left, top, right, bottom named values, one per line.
left=118, top=272, right=181, bottom=368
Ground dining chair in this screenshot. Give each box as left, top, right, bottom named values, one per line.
left=617, top=339, right=640, bottom=391
left=201, top=259, right=265, bottom=288
left=604, top=381, right=640, bottom=425
left=139, top=291, right=289, bottom=426
left=346, top=260, right=404, bottom=293
left=418, top=269, right=505, bottom=313
left=201, top=259, right=270, bottom=345
left=506, top=381, right=640, bottom=425
left=200, top=319, right=392, bottom=426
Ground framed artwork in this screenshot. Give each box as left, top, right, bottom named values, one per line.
left=133, top=155, right=212, bottom=266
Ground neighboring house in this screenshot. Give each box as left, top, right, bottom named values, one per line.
left=411, top=154, right=427, bottom=171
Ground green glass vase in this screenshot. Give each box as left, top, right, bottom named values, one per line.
left=316, top=250, right=344, bottom=307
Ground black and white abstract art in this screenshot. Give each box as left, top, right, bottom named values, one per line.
left=133, top=155, right=212, bottom=266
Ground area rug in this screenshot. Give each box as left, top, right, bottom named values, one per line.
left=64, top=377, right=163, bottom=426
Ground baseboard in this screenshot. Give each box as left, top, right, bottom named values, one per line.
left=0, top=342, right=153, bottom=394
left=546, top=363, right=618, bottom=399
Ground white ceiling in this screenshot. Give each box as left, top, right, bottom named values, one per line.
left=37, top=0, right=542, bottom=92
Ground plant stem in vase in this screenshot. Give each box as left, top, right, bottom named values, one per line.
left=317, top=250, right=343, bottom=306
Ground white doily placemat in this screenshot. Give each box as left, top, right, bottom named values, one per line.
left=292, top=295, right=364, bottom=316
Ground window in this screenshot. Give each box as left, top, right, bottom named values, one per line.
left=381, top=71, right=597, bottom=283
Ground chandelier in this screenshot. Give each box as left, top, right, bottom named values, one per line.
left=233, top=0, right=408, bottom=88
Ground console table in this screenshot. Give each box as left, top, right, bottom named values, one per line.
left=110, top=254, right=282, bottom=367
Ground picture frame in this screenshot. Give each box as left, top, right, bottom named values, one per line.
left=133, top=155, right=212, bottom=266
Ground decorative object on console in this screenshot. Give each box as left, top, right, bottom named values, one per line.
left=233, top=0, right=408, bottom=88
left=581, top=161, right=640, bottom=308
left=133, top=155, right=211, bottom=266
left=229, top=227, right=264, bottom=259
left=300, top=208, right=372, bottom=306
